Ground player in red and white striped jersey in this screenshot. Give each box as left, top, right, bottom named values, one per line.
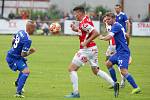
left=65, top=6, right=119, bottom=98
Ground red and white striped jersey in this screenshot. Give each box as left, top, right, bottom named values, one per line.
left=79, top=15, right=96, bottom=49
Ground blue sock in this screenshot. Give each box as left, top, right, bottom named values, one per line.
left=17, top=73, right=29, bottom=94
left=16, top=72, right=23, bottom=85
left=108, top=67, right=117, bottom=82
left=124, top=73, right=138, bottom=88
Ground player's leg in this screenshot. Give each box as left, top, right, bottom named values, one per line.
left=89, top=46, right=114, bottom=86
left=65, top=63, right=80, bottom=98
left=91, top=67, right=114, bottom=86
left=65, top=51, right=85, bottom=98
left=120, top=68, right=141, bottom=94
left=14, top=72, right=25, bottom=93
left=119, top=55, right=141, bottom=94
left=15, top=72, right=23, bottom=87
left=15, top=60, right=30, bottom=98
left=105, top=54, right=120, bottom=97
left=106, top=57, right=117, bottom=83
left=89, top=47, right=119, bottom=97
left=118, top=67, right=126, bottom=88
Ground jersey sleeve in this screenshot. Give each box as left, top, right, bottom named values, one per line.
left=22, top=40, right=32, bottom=52
left=109, top=25, right=120, bottom=36
left=123, top=14, right=128, bottom=22
left=81, top=23, right=94, bottom=33
left=12, top=35, right=16, bottom=46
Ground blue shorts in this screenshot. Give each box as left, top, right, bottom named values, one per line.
left=6, top=56, right=28, bottom=71
left=109, top=53, right=130, bottom=69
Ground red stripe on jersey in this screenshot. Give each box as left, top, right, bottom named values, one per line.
left=109, top=37, right=116, bottom=45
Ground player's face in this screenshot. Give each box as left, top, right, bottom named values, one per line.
left=105, top=16, right=113, bottom=25
left=115, top=6, right=121, bottom=14
left=28, top=24, right=35, bottom=35
left=73, top=10, right=82, bottom=21
left=103, top=17, right=107, bottom=23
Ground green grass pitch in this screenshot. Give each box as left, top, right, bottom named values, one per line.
left=0, top=35, right=150, bottom=100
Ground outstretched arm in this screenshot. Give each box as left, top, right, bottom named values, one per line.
left=99, top=33, right=113, bottom=41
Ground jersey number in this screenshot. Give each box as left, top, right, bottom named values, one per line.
left=13, top=34, right=20, bottom=48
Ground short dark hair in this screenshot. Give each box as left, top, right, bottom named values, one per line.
left=104, top=12, right=116, bottom=19
left=115, top=4, right=122, bottom=8
left=73, top=6, right=85, bottom=13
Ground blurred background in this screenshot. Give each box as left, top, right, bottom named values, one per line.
left=0, top=0, right=150, bottom=36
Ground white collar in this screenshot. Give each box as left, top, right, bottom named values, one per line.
left=116, top=12, right=124, bottom=16
left=80, top=15, right=87, bottom=23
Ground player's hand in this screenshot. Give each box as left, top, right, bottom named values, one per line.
left=29, top=48, right=36, bottom=54
left=70, top=22, right=79, bottom=32
left=126, top=32, right=130, bottom=38
left=81, top=41, right=87, bottom=48
left=99, top=35, right=104, bottom=40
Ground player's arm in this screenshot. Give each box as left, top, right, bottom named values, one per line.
left=80, top=23, right=100, bottom=47
left=99, top=33, right=113, bottom=41
left=125, top=20, right=131, bottom=46
left=126, top=20, right=131, bottom=34
left=70, top=22, right=81, bottom=32
left=21, top=40, right=36, bottom=57
left=21, top=48, right=36, bottom=57
left=125, top=33, right=130, bottom=46
left=82, top=29, right=100, bottom=46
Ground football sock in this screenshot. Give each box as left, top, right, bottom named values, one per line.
left=124, top=73, right=138, bottom=88
left=118, top=67, right=125, bottom=82
left=17, top=73, right=29, bottom=94
left=70, top=71, right=78, bottom=94
left=16, top=72, right=23, bottom=85
left=97, top=70, right=114, bottom=86
left=108, top=67, right=117, bottom=82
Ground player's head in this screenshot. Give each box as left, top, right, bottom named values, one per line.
left=26, top=20, right=35, bottom=35
left=73, top=6, right=85, bottom=21
left=115, top=4, right=122, bottom=14
left=104, top=12, right=116, bottom=25
left=102, top=15, right=107, bottom=23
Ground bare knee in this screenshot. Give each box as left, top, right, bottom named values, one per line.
left=68, top=63, right=79, bottom=72
left=120, top=68, right=128, bottom=76
left=105, top=60, right=113, bottom=69
left=91, top=67, right=99, bottom=75
left=22, top=68, right=30, bottom=74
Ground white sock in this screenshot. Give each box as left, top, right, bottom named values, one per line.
left=118, top=67, right=126, bottom=82
left=70, top=71, right=78, bottom=94
left=97, top=70, right=114, bottom=86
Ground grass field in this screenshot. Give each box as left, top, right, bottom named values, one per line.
left=0, top=35, right=150, bottom=100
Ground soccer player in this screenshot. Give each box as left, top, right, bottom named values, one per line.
left=115, top=4, right=131, bottom=88
left=6, top=20, right=36, bottom=98
left=65, top=6, right=119, bottom=98
left=99, top=12, right=141, bottom=94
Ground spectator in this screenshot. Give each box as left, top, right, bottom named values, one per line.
left=21, top=10, right=28, bottom=19
left=41, top=22, right=49, bottom=36
left=8, top=10, right=15, bottom=19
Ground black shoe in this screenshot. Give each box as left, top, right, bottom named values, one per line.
left=114, top=82, right=119, bottom=98
left=14, top=81, right=18, bottom=87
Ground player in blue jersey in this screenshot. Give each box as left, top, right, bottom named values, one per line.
left=115, top=4, right=131, bottom=88
left=115, top=4, right=131, bottom=35
left=6, top=20, right=36, bottom=98
left=99, top=12, right=141, bottom=94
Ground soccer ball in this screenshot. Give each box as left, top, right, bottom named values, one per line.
left=49, top=22, right=61, bottom=33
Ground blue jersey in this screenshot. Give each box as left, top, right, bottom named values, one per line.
left=7, top=30, right=32, bottom=59
left=116, top=12, right=128, bottom=32
left=109, top=22, right=130, bottom=54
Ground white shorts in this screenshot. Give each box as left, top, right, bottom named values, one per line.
left=105, top=45, right=116, bottom=56
left=72, top=46, right=99, bottom=67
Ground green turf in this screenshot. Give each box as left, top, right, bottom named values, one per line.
left=0, top=35, right=150, bottom=100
